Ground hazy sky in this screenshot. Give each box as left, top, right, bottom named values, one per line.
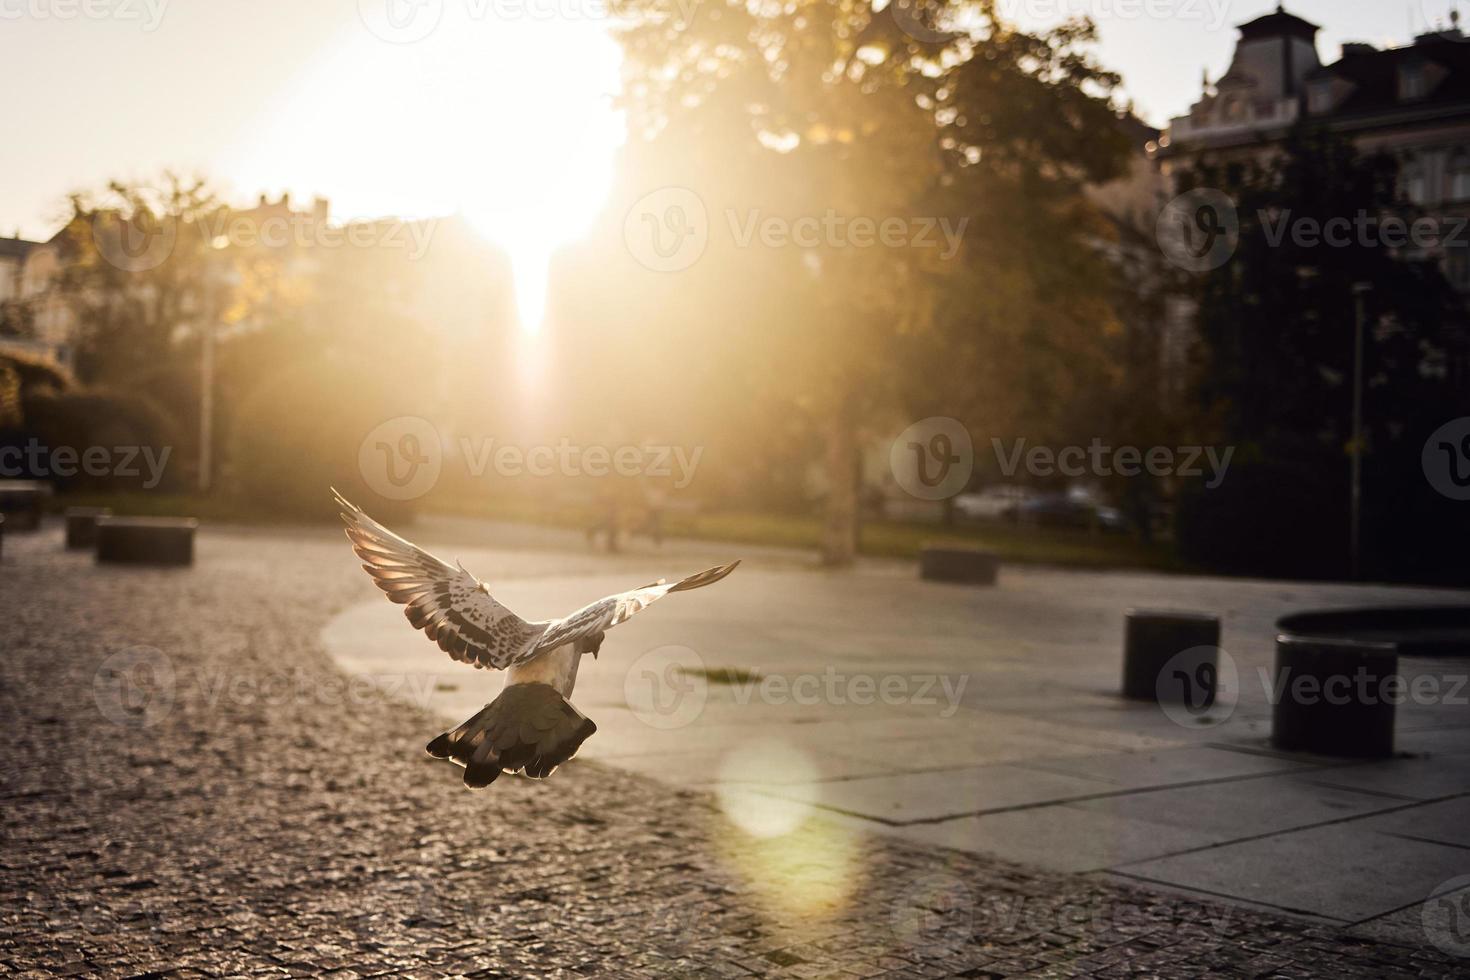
left=0, top=0, right=1459, bottom=241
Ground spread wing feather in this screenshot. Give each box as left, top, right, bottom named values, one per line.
left=335, top=490, right=739, bottom=670
left=530, top=560, right=740, bottom=654
left=335, top=489, right=548, bottom=669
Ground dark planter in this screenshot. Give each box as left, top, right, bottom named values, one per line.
left=65, top=507, right=113, bottom=550
left=0, top=480, right=47, bottom=532
left=1122, top=609, right=1221, bottom=703
left=919, top=546, right=999, bottom=586
left=96, top=517, right=198, bottom=567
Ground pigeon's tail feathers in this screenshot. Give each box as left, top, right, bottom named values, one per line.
left=426, top=683, right=597, bottom=789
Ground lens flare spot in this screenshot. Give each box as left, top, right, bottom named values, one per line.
left=712, top=740, right=863, bottom=931
left=715, top=739, right=820, bottom=838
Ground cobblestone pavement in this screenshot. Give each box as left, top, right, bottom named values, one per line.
left=2, top=526, right=1464, bottom=978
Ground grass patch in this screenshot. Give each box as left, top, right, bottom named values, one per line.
left=51, top=489, right=1185, bottom=573
left=45, top=490, right=319, bottom=525
left=679, top=666, right=764, bottom=685
left=435, top=494, right=1183, bottom=572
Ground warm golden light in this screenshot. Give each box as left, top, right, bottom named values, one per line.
left=716, top=739, right=822, bottom=838
left=224, top=9, right=624, bottom=333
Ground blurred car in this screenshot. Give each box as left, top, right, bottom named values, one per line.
left=953, top=485, right=1036, bottom=521
left=1017, top=492, right=1130, bottom=532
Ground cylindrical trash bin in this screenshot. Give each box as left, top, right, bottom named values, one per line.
left=1271, top=635, right=1398, bottom=758
left=1122, top=609, right=1221, bottom=703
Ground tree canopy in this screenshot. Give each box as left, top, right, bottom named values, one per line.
left=554, top=0, right=1135, bottom=560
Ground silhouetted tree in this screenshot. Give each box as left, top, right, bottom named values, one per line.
left=1175, top=125, right=1468, bottom=580
left=588, top=0, right=1130, bottom=562
left=51, top=174, right=226, bottom=385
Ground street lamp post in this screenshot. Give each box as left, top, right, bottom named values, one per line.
left=200, top=260, right=240, bottom=493
left=200, top=310, right=215, bottom=493
left=1350, top=283, right=1371, bottom=580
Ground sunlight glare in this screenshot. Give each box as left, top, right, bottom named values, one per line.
left=223, top=9, right=625, bottom=334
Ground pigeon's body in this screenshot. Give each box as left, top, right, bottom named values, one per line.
left=505, top=641, right=580, bottom=696
left=333, top=490, right=738, bottom=788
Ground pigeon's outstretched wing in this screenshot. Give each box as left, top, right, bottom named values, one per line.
left=335, top=490, right=548, bottom=669
left=531, top=561, right=741, bottom=654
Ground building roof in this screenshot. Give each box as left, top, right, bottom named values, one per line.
left=1238, top=6, right=1319, bottom=43
left=0, top=237, right=38, bottom=261
left=1308, top=35, right=1470, bottom=121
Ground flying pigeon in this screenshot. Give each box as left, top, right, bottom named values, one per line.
left=333, top=490, right=739, bottom=788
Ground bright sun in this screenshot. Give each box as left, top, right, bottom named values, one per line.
left=223, top=9, right=625, bottom=333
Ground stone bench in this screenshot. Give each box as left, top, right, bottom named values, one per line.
left=1122, top=609, right=1221, bottom=704
left=1271, top=634, right=1398, bottom=758
left=65, top=507, right=113, bottom=550
left=0, top=479, right=48, bottom=532
left=96, top=517, right=198, bottom=567
left=919, top=545, right=999, bottom=586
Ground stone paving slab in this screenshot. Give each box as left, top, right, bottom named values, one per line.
left=1013, top=745, right=1310, bottom=787
left=1348, top=880, right=1470, bottom=951
left=1296, top=754, right=1470, bottom=801
left=757, top=764, right=1113, bottom=824
left=1356, top=796, right=1470, bottom=848
left=1114, top=822, right=1470, bottom=923
left=589, top=747, right=906, bottom=785
left=894, top=804, right=1207, bottom=874
left=1065, top=772, right=1409, bottom=839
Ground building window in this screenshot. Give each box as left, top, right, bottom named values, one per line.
left=1446, top=247, right=1470, bottom=291
left=1307, top=79, right=1335, bottom=115
left=1403, top=160, right=1428, bottom=205
left=1451, top=151, right=1470, bottom=201
left=1400, top=64, right=1429, bottom=101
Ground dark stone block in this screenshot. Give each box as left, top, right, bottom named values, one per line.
left=919, top=546, right=999, bottom=586
left=0, top=480, right=48, bottom=532
left=1122, top=609, right=1221, bottom=702
left=96, top=517, right=198, bottom=567
left=65, top=507, right=113, bottom=550
left=1270, top=635, right=1398, bottom=758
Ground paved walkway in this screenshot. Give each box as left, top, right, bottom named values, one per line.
left=3, top=518, right=1466, bottom=976
left=326, top=515, right=1470, bottom=949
